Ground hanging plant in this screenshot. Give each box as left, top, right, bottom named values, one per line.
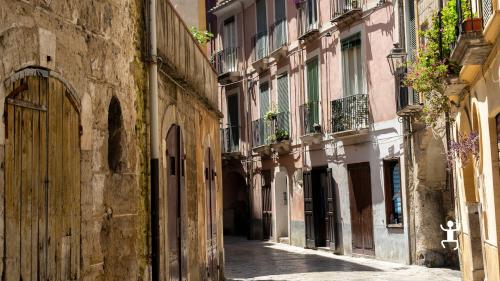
left=264, top=105, right=278, bottom=122
left=446, top=132, right=480, bottom=168
left=404, top=0, right=459, bottom=127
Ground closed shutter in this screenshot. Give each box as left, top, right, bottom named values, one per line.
left=259, top=83, right=270, bottom=118
left=275, top=0, right=286, bottom=20
left=303, top=171, right=315, bottom=248
left=306, top=58, right=319, bottom=126
left=341, top=34, right=362, bottom=96
left=277, top=74, right=289, bottom=132
left=406, top=0, right=417, bottom=60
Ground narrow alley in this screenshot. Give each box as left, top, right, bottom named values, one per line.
left=224, top=237, right=461, bottom=281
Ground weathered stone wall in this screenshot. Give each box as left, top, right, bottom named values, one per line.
left=0, top=0, right=148, bottom=280
left=0, top=1, right=222, bottom=281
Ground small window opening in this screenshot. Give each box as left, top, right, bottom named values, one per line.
left=108, top=96, right=124, bottom=173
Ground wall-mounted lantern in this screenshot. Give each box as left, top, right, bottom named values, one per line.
left=386, top=43, right=407, bottom=76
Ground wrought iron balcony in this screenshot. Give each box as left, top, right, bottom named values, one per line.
left=221, top=125, right=240, bottom=155
left=297, top=0, right=319, bottom=41
left=251, top=31, right=269, bottom=72
left=450, top=0, right=493, bottom=65
left=252, top=118, right=272, bottom=148
left=299, top=101, right=321, bottom=136
left=331, top=0, right=362, bottom=27
left=211, top=47, right=241, bottom=82
left=269, top=18, right=288, bottom=59
left=331, top=94, right=369, bottom=134
left=397, top=87, right=422, bottom=116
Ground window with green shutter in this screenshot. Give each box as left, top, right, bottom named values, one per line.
left=260, top=82, right=270, bottom=118
left=277, top=73, right=290, bottom=132
left=306, top=57, right=319, bottom=126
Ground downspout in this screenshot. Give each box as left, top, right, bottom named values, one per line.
left=148, top=0, right=160, bottom=279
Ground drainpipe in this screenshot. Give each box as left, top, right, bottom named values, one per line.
left=148, top=0, right=160, bottom=279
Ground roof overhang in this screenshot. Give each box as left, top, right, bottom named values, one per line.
left=209, top=0, right=254, bottom=17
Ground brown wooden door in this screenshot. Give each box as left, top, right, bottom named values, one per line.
left=5, top=76, right=81, bottom=280
left=348, top=163, right=374, bottom=256
left=325, top=168, right=337, bottom=250
left=262, top=170, right=272, bottom=240
left=303, top=171, right=315, bottom=248
left=167, top=125, right=185, bottom=281
left=205, top=148, right=218, bottom=281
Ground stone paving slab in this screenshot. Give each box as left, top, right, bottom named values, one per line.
left=224, top=236, right=461, bottom=281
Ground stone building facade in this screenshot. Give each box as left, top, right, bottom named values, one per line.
left=0, top=1, right=223, bottom=281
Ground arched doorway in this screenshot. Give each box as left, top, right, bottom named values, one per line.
left=205, top=148, right=218, bottom=280
left=4, top=75, right=81, bottom=279
left=166, top=124, right=185, bottom=281
left=223, top=171, right=249, bottom=237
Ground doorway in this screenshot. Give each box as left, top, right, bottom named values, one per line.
left=304, top=167, right=337, bottom=249
left=348, top=162, right=374, bottom=256
left=4, top=76, right=81, bottom=280
left=205, top=148, right=218, bottom=281
left=223, top=170, right=249, bottom=237
left=274, top=169, right=289, bottom=241
left=262, top=170, right=272, bottom=240
left=166, top=124, right=185, bottom=281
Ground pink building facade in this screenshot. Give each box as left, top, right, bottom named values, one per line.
left=212, top=0, right=412, bottom=263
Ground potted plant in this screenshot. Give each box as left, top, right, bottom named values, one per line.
left=264, top=110, right=278, bottom=121
left=313, top=123, right=322, bottom=133
left=266, top=134, right=277, bottom=143
left=275, top=129, right=290, bottom=142
left=460, top=0, right=482, bottom=32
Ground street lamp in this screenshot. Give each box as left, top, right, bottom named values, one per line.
left=386, top=43, right=407, bottom=76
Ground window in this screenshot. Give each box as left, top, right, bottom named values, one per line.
left=108, top=96, right=124, bottom=173
left=259, top=82, right=270, bottom=118
left=223, top=17, right=236, bottom=49
left=277, top=73, right=290, bottom=133
left=384, top=159, right=403, bottom=226
left=223, top=17, right=237, bottom=72
left=227, top=94, right=239, bottom=150
left=306, top=57, right=320, bottom=127
left=341, top=34, right=363, bottom=96
left=255, top=0, right=268, bottom=60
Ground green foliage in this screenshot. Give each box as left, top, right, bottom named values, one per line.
left=189, top=26, right=214, bottom=44
left=404, top=0, right=459, bottom=127
left=275, top=129, right=290, bottom=141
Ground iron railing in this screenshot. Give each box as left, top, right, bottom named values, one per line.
left=270, top=18, right=288, bottom=52
left=299, top=101, right=321, bottom=135
left=331, top=94, right=369, bottom=133
left=252, top=118, right=272, bottom=147
left=275, top=111, right=290, bottom=139
left=252, top=31, right=269, bottom=61
left=297, top=0, right=319, bottom=38
left=331, top=0, right=361, bottom=19
left=397, top=86, right=420, bottom=112
left=212, top=47, right=239, bottom=75
left=221, top=125, right=240, bottom=153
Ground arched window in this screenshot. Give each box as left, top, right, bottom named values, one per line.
left=108, top=96, right=124, bottom=173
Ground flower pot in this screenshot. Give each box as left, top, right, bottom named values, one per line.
left=462, top=18, right=483, bottom=32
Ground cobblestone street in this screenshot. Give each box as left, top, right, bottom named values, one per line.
left=224, top=237, right=461, bottom=281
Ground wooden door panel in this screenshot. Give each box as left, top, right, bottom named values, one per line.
left=5, top=76, right=80, bottom=280
left=303, top=171, right=315, bottom=248
left=348, top=163, right=374, bottom=255
left=167, top=125, right=180, bottom=281
left=205, top=148, right=218, bottom=280
left=326, top=168, right=336, bottom=250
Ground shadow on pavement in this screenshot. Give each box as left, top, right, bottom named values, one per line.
left=224, top=236, right=382, bottom=279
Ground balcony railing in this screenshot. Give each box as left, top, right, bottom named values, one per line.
left=270, top=18, right=288, bottom=52
left=299, top=101, right=321, bottom=135
left=450, top=0, right=493, bottom=65
left=252, top=118, right=272, bottom=147
left=397, top=87, right=421, bottom=115
left=331, top=0, right=361, bottom=20
left=297, top=0, right=319, bottom=39
left=221, top=125, right=240, bottom=154
left=331, top=94, right=369, bottom=133
left=212, top=47, right=239, bottom=75
left=252, top=31, right=269, bottom=62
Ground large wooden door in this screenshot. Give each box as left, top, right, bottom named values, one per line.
left=261, top=170, right=272, bottom=240
left=205, top=148, right=218, bottom=281
left=325, top=168, right=337, bottom=250
left=167, top=125, right=185, bottom=281
left=5, top=76, right=81, bottom=280
left=348, top=163, right=374, bottom=256
left=303, top=171, right=315, bottom=248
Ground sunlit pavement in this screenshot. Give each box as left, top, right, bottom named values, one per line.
left=224, top=236, right=461, bottom=281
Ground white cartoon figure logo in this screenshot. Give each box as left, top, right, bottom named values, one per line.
left=440, top=220, right=459, bottom=250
